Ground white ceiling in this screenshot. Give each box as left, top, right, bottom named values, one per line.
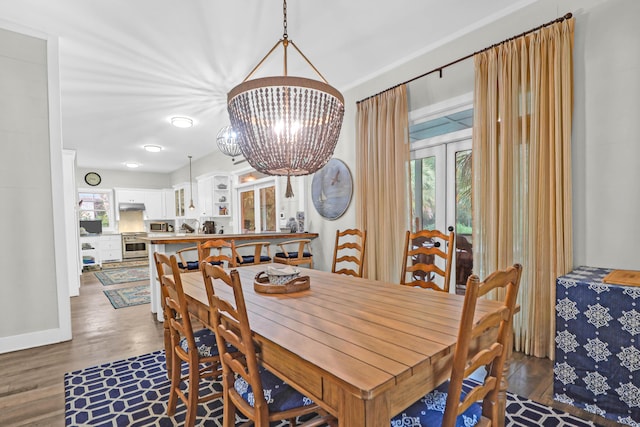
left=0, top=0, right=533, bottom=173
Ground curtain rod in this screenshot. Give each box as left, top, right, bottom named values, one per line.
left=356, top=12, right=573, bottom=105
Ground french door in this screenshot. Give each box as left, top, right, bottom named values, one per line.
left=410, top=138, right=472, bottom=294
left=237, top=181, right=277, bottom=233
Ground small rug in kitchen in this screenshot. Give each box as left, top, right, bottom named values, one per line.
left=65, top=351, right=603, bottom=427
left=103, top=285, right=150, bottom=309
left=94, top=266, right=149, bottom=286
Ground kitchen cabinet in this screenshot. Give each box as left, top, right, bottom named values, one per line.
left=144, top=190, right=164, bottom=220
left=80, top=236, right=100, bottom=268
left=115, top=188, right=167, bottom=220
left=212, top=174, right=231, bottom=217
left=100, top=234, right=122, bottom=262
left=196, top=175, right=214, bottom=217
left=163, top=189, right=175, bottom=219
left=173, top=182, right=198, bottom=219
left=116, top=189, right=146, bottom=204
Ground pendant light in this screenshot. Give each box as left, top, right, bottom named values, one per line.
left=216, top=125, right=242, bottom=159
left=188, top=155, right=195, bottom=211
left=227, top=0, right=344, bottom=197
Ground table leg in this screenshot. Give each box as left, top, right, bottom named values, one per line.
left=339, top=390, right=389, bottom=427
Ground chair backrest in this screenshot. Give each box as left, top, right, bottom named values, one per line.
left=153, top=251, right=175, bottom=320
left=400, top=226, right=455, bottom=292
left=332, top=228, right=367, bottom=277
left=201, top=263, right=268, bottom=420
left=156, top=252, right=198, bottom=353
left=198, top=239, right=237, bottom=268
left=233, top=241, right=272, bottom=265
left=175, top=245, right=200, bottom=271
left=442, top=263, right=523, bottom=427
left=276, top=239, right=312, bottom=259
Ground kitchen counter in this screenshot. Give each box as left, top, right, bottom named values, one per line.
left=145, top=231, right=319, bottom=320
left=142, top=232, right=318, bottom=244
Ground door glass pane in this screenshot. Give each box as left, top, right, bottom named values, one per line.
left=259, top=186, right=276, bottom=232
left=411, top=157, right=436, bottom=231
left=455, top=149, right=473, bottom=294
left=240, top=190, right=255, bottom=232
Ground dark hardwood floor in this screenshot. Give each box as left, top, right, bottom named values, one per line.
left=0, top=268, right=620, bottom=426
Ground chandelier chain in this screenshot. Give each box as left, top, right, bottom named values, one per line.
left=282, top=0, right=288, bottom=39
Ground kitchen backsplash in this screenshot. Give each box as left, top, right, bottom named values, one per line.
left=118, top=210, right=145, bottom=232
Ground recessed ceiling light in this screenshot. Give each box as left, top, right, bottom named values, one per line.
left=125, top=162, right=140, bottom=168
left=170, top=116, right=193, bottom=128
left=144, top=144, right=162, bottom=153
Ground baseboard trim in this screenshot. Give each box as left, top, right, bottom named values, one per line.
left=0, top=327, right=71, bottom=355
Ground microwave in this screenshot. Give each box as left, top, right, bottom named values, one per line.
left=149, top=222, right=170, bottom=232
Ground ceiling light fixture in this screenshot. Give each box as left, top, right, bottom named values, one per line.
left=171, top=116, right=193, bottom=128
left=188, top=155, right=195, bottom=211
left=144, top=144, right=162, bottom=153
left=216, top=125, right=242, bottom=159
left=227, top=0, right=344, bottom=198
left=125, top=162, right=140, bottom=168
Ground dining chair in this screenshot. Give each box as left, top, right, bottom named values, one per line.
left=153, top=252, right=176, bottom=379
left=157, top=253, right=225, bottom=427
left=273, top=239, right=314, bottom=268
left=331, top=228, right=367, bottom=277
left=201, top=262, right=336, bottom=427
left=400, top=226, right=455, bottom=292
left=198, top=239, right=237, bottom=268
left=234, top=241, right=272, bottom=266
left=391, top=263, right=523, bottom=427
left=176, top=246, right=200, bottom=272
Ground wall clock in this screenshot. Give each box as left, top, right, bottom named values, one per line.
left=84, top=172, right=101, bottom=186
left=311, top=158, right=353, bottom=220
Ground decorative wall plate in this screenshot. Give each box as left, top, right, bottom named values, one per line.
left=311, top=158, right=353, bottom=220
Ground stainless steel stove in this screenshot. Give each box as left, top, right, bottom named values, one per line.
left=121, top=232, right=148, bottom=259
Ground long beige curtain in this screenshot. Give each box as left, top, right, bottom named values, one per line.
left=356, top=85, right=410, bottom=282
left=472, top=18, right=574, bottom=358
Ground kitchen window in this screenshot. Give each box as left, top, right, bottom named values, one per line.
left=78, top=189, right=113, bottom=230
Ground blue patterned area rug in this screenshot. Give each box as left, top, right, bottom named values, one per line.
left=95, top=267, right=149, bottom=286
left=103, top=285, right=150, bottom=309
left=65, top=350, right=600, bottom=426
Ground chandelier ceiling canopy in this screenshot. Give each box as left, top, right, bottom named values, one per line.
left=227, top=0, right=345, bottom=197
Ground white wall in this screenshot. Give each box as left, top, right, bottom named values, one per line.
left=575, top=0, right=640, bottom=268
left=0, top=23, right=71, bottom=353
left=76, top=167, right=171, bottom=189
left=308, top=0, right=639, bottom=272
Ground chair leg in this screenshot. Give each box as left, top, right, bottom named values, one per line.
left=222, top=386, right=236, bottom=427
left=167, top=349, right=180, bottom=416
left=163, top=326, right=172, bottom=379
left=184, top=354, right=200, bottom=427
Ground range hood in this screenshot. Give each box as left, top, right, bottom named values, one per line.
left=119, top=202, right=146, bottom=211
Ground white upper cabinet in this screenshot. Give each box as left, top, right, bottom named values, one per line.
left=196, top=175, right=214, bottom=217
left=115, top=188, right=166, bottom=220
left=173, top=182, right=198, bottom=219
left=144, top=190, right=164, bottom=220
left=116, top=189, right=145, bottom=205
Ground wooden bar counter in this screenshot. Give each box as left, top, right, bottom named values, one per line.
left=143, top=232, right=318, bottom=321
left=143, top=231, right=317, bottom=244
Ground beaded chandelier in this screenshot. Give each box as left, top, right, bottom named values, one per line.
left=227, top=0, right=344, bottom=197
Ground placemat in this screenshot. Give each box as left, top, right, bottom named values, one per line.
left=602, top=269, right=640, bottom=287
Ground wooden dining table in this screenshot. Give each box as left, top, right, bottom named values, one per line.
left=178, top=264, right=510, bottom=427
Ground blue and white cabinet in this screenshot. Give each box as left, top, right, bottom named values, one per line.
left=555, top=266, right=640, bottom=426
